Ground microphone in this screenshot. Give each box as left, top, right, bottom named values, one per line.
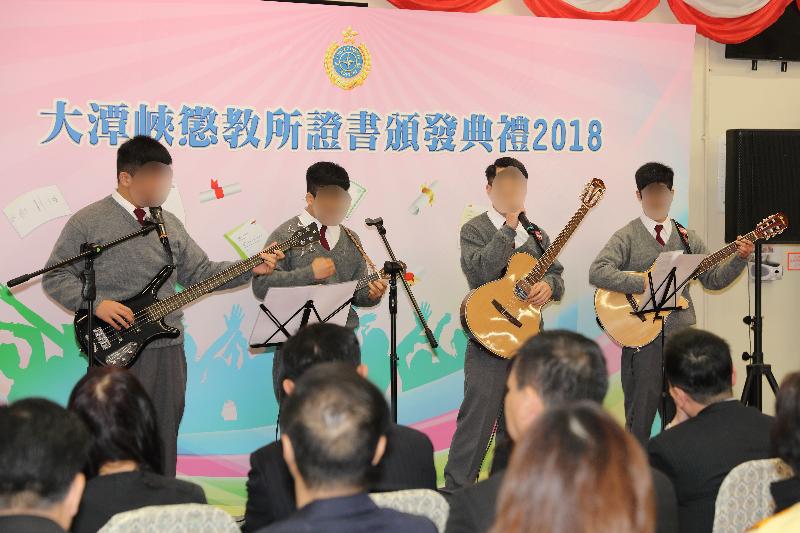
left=148, top=206, right=169, bottom=246
left=518, top=212, right=537, bottom=235
left=365, top=217, right=384, bottom=227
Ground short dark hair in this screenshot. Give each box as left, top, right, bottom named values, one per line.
left=280, top=362, right=390, bottom=490
left=306, top=161, right=350, bottom=195
left=68, top=368, right=164, bottom=478
left=486, top=157, right=528, bottom=184
left=635, top=162, right=674, bottom=192
left=0, top=398, right=89, bottom=510
left=772, top=371, right=800, bottom=472
left=116, top=135, right=172, bottom=178
left=512, top=330, right=608, bottom=406
left=280, top=323, right=361, bottom=392
left=664, top=329, right=733, bottom=404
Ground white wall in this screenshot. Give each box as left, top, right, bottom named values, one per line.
left=368, top=0, right=800, bottom=413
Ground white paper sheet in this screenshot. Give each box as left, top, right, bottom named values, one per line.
left=249, top=280, right=359, bottom=346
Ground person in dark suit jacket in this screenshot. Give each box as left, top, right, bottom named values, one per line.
left=0, top=399, right=90, bottom=533
left=648, top=328, right=774, bottom=533
left=67, top=368, right=207, bottom=533
left=244, top=323, right=436, bottom=532
left=256, top=363, right=436, bottom=533
left=445, top=330, right=679, bottom=533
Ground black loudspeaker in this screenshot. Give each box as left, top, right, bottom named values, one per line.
left=725, top=129, right=800, bottom=244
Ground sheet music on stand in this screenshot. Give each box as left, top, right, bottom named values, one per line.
left=249, top=280, right=359, bottom=347
left=639, top=251, right=707, bottom=313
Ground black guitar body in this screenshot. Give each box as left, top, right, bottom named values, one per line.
left=74, top=265, right=179, bottom=368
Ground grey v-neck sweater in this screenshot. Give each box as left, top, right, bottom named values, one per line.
left=251, top=216, right=376, bottom=329
left=42, top=195, right=251, bottom=348
left=589, top=217, right=747, bottom=331
left=460, top=212, right=565, bottom=299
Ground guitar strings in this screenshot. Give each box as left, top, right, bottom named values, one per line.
left=88, top=238, right=299, bottom=341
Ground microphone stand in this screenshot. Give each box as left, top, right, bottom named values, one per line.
left=6, top=223, right=159, bottom=367
left=365, top=217, right=437, bottom=422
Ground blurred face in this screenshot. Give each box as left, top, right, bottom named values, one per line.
left=504, top=367, right=544, bottom=443
left=118, top=162, right=173, bottom=208
left=637, top=182, right=674, bottom=222
left=306, top=185, right=351, bottom=226
left=486, top=166, right=527, bottom=214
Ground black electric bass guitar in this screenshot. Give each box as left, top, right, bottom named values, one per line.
left=74, top=223, right=320, bottom=367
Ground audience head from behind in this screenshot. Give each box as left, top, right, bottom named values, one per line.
left=278, top=322, right=364, bottom=404
left=773, top=371, right=800, bottom=475
left=505, top=329, right=609, bottom=443
left=68, top=367, right=163, bottom=478
left=0, top=398, right=90, bottom=532
left=492, top=402, right=655, bottom=533
left=664, top=328, right=735, bottom=422
left=279, top=362, right=390, bottom=508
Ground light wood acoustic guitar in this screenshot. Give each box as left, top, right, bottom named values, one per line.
left=461, top=178, right=606, bottom=359
left=594, top=212, right=788, bottom=349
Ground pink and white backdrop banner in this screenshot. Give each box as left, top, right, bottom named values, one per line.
left=0, top=0, right=693, bottom=511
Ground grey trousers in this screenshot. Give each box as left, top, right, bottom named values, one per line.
left=129, top=343, right=187, bottom=477
left=621, top=340, right=675, bottom=446
left=444, top=341, right=511, bottom=491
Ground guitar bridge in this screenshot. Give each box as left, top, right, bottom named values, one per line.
left=104, top=343, right=138, bottom=368
left=491, top=299, right=523, bottom=328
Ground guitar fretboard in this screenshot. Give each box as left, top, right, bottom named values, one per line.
left=526, top=205, right=590, bottom=284
left=146, top=239, right=298, bottom=321
left=693, top=229, right=759, bottom=278
left=356, top=271, right=383, bottom=291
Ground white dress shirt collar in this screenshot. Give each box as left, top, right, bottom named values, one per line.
left=640, top=213, right=673, bottom=243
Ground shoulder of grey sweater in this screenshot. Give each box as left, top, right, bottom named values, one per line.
left=460, top=212, right=493, bottom=237
left=685, top=227, right=710, bottom=254
left=68, top=196, right=117, bottom=229
left=340, top=224, right=363, bottom=244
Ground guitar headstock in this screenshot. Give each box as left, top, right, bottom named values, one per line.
left=289, top=223, right=321, bottom=248
left=754, top=212, right=789, bottom=241
left=580, top=178, right=606, bottom=208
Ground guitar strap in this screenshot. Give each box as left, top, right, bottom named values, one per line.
left=341, top=225, right=378, bottom=274
left=671, top=219, right=693, bottom=254
left=521, top=220, right=547, bottom=254
left=160, top=236, right=175, bottom=267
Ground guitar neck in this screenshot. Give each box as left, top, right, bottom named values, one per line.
left=149, top=239, right=293, bottom=320
left=527, top=205, right=590, bottom=283
left=693, top=229, right=758, bottom=278
left=355, top=271, right=383, bottom=291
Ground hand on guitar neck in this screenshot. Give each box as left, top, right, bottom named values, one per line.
left=734, top=236, right=755, bottom=260
left=252, top=244, right=284, bottom=276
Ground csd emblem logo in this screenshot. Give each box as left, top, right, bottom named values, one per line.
left=325, top=27, right=371, bottom=91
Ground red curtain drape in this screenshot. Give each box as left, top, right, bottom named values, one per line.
left=523, top=0, right=659, bottom=21
left=667, top=0, right=792, bottom=43
left=386, top=0, right=500, bottom=12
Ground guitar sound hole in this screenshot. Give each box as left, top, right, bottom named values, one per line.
left=514, top=281, right=530, bottom=301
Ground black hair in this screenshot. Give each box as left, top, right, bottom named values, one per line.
left=0, top=398, right=90, bottom=510
left=280, top=362, right=390, bottom=490
left=306, top=161, right=350, bottom=195
left=67, top=367, right=164, bottom=478
left=772, top=372, right=800, bottom=473
left=664, top=329, right=733, bottom=404
left=635, top=162, right=674, bottom=192
left=512, top=330, right=608, bottom=406
left=486, top=157, right=529, bottom=184
left=116, top=135, right=172, bottom=179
